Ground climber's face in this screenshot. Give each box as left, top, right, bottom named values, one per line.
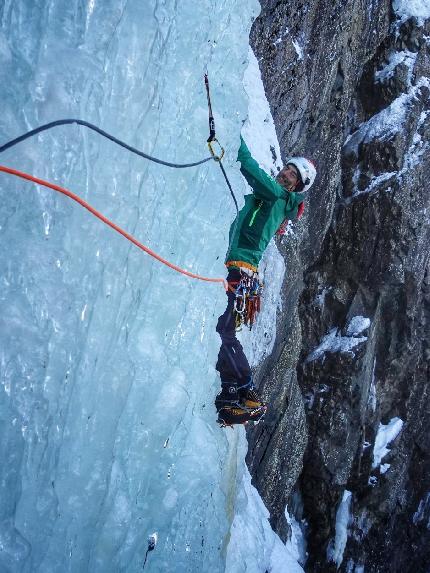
left=277, top=164, right=299, bottom=191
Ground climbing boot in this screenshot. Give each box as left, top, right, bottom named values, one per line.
left=217, top=404, right=267, bottom=427
left=215, top=383, right=240, bottom=411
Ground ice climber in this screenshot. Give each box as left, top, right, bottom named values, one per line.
left=215, top=137, right=316, bottom=426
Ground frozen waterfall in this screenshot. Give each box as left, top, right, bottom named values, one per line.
left=0, top=1, right=303, bottom=572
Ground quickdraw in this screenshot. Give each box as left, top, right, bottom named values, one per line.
left=230, top=271, right=263, bottom=330
left=204, top=73, right=225, bottom=161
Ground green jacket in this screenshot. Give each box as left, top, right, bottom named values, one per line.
left=226, top=137, right=304, bottom=269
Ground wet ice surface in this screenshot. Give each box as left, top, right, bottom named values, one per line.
left=0, top=2, right=304, bottom=572
left=0, top=1, right=256, bottom=571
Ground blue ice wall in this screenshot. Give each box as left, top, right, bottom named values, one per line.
left=0, top=1, right=259, bottom=571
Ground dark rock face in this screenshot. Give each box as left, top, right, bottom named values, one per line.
left=248, top=1, right=430, bottom=571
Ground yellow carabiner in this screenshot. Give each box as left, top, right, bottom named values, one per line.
left=208, top=138, right=225, bottom=162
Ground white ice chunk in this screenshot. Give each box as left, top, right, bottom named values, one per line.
left=328, top=490, right=352, bottom=568
left=306, top=328, right=367, bottom=363
left=344, top=78, right=430, bottom=154
left=292, top=39, right=304, bottom=60
left=393, top=0, right=430, bottom=25
left=375, top=50, right=417, bottom=85
left=346, top=316, right=371, bottom=336
left=372, top=417, right=404, bottom=469
left=380, top=463, right=391, bottom=474
left=285, top=506, right=307, bottom=565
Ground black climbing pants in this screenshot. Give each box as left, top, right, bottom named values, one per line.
left=215, top=269, right=251, bottom=385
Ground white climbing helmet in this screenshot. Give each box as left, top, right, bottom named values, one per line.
left=285, top=157, right=317, bottom=193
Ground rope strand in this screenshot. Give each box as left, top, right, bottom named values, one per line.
left=0, top=165, right=227, bottom=289
left=0, top=119, right=213, bottom=169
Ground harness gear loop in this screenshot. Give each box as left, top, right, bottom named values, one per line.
left=230, top=270, right=263, bottom=331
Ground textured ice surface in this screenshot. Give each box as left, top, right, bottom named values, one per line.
left=0, top=1, right=269, bottom=572
left=327, top=490, right=352, bottom=568
left=0, top=2, right=305, bottom=572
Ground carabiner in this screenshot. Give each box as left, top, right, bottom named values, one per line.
left=207, top=138, right=225, bottom=162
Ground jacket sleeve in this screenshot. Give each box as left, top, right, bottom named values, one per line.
left=237, top=137, right=287, bottom=201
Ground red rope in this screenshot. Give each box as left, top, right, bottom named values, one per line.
left=0, top=165, right=227, bottom=289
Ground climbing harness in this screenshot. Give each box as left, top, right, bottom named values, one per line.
left=0, top=165, right=227, bottom=289
left=229, top=271, right=263, bottom=330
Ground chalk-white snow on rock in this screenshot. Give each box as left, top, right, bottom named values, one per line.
left=346, top=316, right=371, bottom=336
left=372, top=417, right=404, bottom=473
left=392, top=0, right=430, bottom=26
left=306, top=327, right=367, bottom=363
left=375, top=50, right=417, bottom=85
left=412, top=492, right=430, bottom=528
left=344, top=78, right=430, bottom=155
left=327, top=490, right=352, bottom=568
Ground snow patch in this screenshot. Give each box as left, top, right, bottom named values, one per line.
left=327, top=490, right=352, bottom=568
left=306, top=328, right=367, bottom=363
left=344, top=78, right=430, bottom=155
left=346, top=316, right=371, bottom=336
left=412, top=493, right=430, bottom=528
left=372, top=417, right=404, bottom=470
left=375, top=50, right=417, bottom=85
left=393, top=0, right=430, bottom=26
left=400, top=109, right=430, bottom=173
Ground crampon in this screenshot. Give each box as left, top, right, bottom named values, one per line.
left=216, top=403, right=267, bottom=428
